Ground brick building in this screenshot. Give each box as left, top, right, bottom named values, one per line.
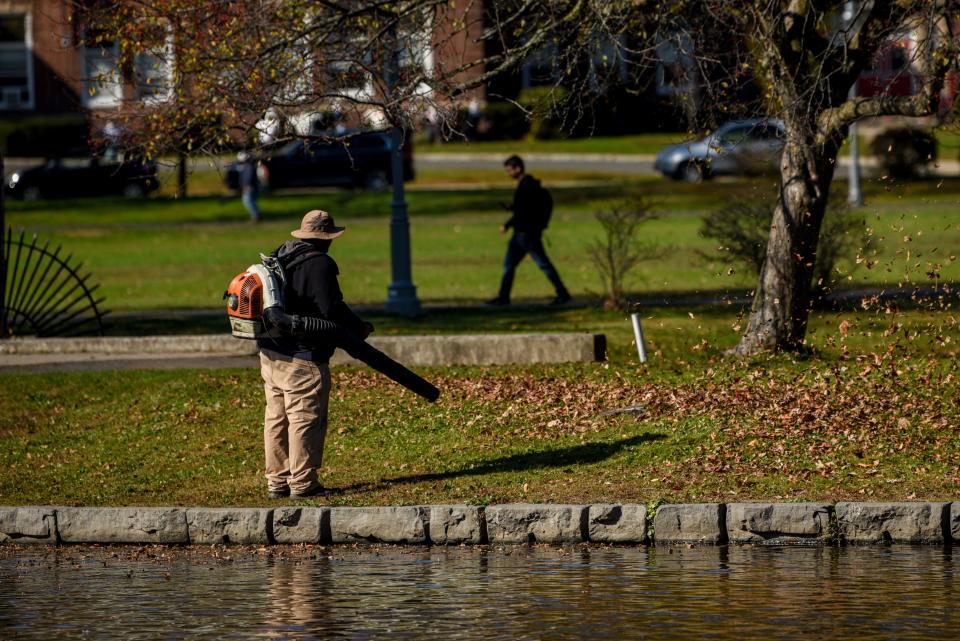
left=5, top=1, right=487, bottom=129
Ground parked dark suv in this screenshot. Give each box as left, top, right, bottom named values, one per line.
left=225, top=130, right=414, bottom=192
left=6, top=150, right=159, bottom=200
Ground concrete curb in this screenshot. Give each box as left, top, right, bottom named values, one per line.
left=0, top=333, right=606, bottom=368
left=2, top=502, right=957, bottom=546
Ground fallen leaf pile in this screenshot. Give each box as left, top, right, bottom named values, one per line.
left=332, top=357, right=960, bottom=494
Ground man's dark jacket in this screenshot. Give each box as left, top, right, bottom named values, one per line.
left=503, top=174, right=547, bottom=233
left=256, top=240, right=367, bottom=362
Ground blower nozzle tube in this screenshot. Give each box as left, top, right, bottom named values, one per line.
left=262, top=307, right=440, bottom=402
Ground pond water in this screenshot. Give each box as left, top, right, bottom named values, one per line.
left=1, top=544, right=956, bottom=640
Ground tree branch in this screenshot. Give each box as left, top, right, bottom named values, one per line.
left=817, top=20, right=957, bottom=139
left=447, top=0, right=587, bottom=96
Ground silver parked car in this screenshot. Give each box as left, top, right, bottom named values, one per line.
left=654, top=119, right=785, bottom=182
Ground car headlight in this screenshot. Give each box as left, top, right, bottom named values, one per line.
left=8, top=172, right=19, bottom=185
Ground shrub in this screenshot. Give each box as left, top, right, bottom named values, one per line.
left=478, top=101, right=528, bottom=140
left=586, top=195, right=663, bottom=309
left=0, top=115, right=90, bottom=156
left=868, top=127, right=937, bottom=178
left=700, top=199, right=870, bottom=298
left=518, top=86, right=569, bottom=140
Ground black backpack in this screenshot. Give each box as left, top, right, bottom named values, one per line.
left=535, top=183, right=553, bottom=230
left=270, top=241, right=324, bottom=307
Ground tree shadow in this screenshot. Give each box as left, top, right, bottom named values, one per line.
left=330, top=432, right=665, bottom=495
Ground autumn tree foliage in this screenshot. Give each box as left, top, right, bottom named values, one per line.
left=73, top=1, right=657, bottom=152
left=73, top=0, right=493, bottom=156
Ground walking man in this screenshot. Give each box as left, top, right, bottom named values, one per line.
left=258, top=210, right=373, bottom=498
left=487, top=155, right=571, bottom=306
left=238, top=150, right=261, bottom=223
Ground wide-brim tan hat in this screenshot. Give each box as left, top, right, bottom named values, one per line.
left=291, top=209, right=345, bottom=239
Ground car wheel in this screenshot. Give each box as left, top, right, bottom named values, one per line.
left=122, top=183, right=146, bottom=198
left=681, top=163, right=704, bottom=183
left=22, top=186, right=41, bottom=201
left=363, top=170, right=389, bottom=192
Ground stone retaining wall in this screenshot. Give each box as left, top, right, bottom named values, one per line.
left=0, top=333, right=606, bottom=366
left=2, top=502, right=957, bottom=546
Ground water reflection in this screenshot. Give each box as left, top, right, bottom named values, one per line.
left=0, top=545, right=956, bottom=639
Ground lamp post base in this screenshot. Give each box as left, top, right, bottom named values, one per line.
left=385, top=282, right=421, bottom=317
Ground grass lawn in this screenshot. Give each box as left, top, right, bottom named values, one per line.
left=3, top=172, right=958, bottom=507
left=419, top=133, right=686, bottom=156
left=1, top=305, right=958, bottom=507
left=5, top=175, right=960, bottom=314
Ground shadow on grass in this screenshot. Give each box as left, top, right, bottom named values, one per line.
left=331, top=433, right=665, bottom=495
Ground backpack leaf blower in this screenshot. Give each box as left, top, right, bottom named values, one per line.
left=225, top=256, right=440, bottom=402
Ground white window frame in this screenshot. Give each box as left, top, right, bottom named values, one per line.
left=0, top=12, right=35, bottom=111
left=81, top=39, right=122, bottom=108
left=134, top=32, right=174, bottom=104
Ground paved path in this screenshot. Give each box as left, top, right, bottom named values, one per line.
left=1, top=353, right=257, bottom=374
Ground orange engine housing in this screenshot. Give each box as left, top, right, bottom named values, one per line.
left=225, top=271, right=264, bottom=320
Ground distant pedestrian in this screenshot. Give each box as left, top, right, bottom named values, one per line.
left=487, top=155, right=571, bottom=306
left=237, top=151, right=261, bottom=223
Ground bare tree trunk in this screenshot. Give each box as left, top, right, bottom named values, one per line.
left=177, top=152, right=188, bottom=199
left=731, top=135, right=841, bottom=356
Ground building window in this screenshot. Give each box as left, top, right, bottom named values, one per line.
left=82, top=40, right=122, bottom=108
left=134, top=47, right=173, bottom=103
left=131, top=24, right=173, bottom=103
left=0, top=13, right=34, bottom=110
left=655, top=31, right=698, bottom=97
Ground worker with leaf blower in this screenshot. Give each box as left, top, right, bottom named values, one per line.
left=225, top=209, right=439, bottom=500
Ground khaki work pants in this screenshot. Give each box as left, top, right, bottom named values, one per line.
left=260, top=349, right=331, bottom=494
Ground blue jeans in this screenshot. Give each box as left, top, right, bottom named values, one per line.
left=242, top=190, right=260, bottom=221
left=498, top=232, right=569, bottom=302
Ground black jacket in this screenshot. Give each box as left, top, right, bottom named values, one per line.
left=503, top=174, right=546, bottom=233
left=257, top=240, right=367, bottom=362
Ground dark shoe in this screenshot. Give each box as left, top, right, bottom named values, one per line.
left=268, top=487, right=290, bottom=499
left=485, top=297, right=509, bottom=306
left=291, top=484, right=327, bottom=498
left=550, top=293, right=572, bottom=305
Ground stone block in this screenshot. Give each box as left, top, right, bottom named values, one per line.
left=0, top=507, right=57, bottom=544
left=272, top=507, right=327, bottom=544
left=726, top=503, right=833, bottom=543
left=429, top=505, right=484, bottom=545
left=653, top=504, right=726, bottom=544
left=57, top=507, right=188, bottom=544
left=330, top=506, right=429, bottom=544
left=951, top=503, right=960, bottom=544
left=587, top=504, right=647, bottom=544
left=485, top=504, right=587, bottom=544
left=331, top=333, right=605, bottom=367
left=186, top=508, right=271, bottom=545
left=836, top=502, right=948, bottom=544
